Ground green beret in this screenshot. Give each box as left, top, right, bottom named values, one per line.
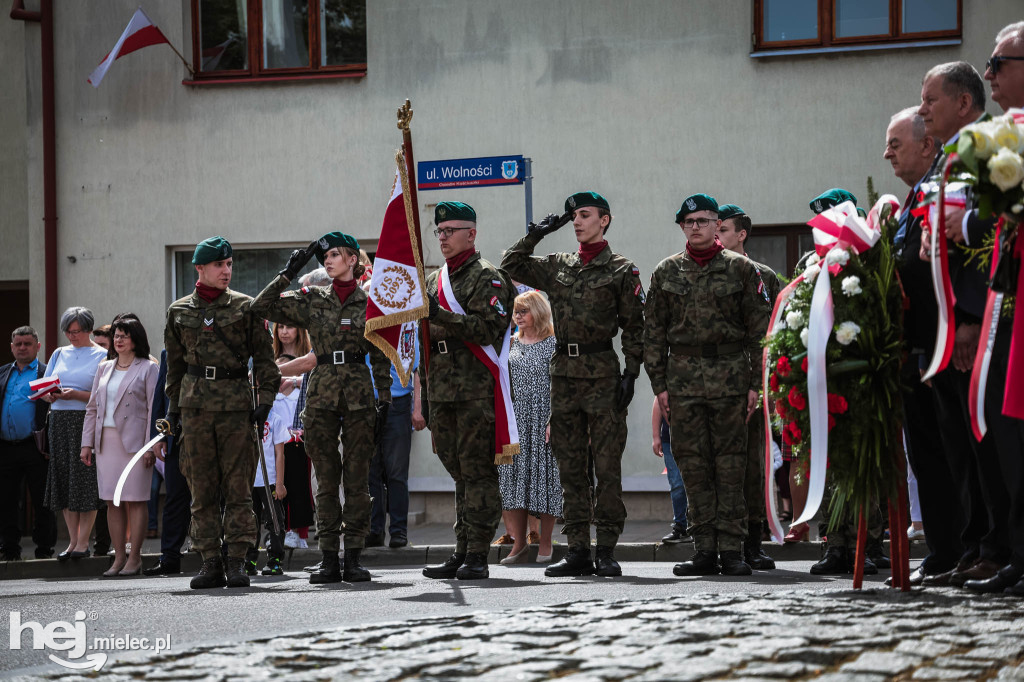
left=435, top=201, right=476, bottom=224
left=809, top=188, right=858, bottom=214
left=564, top=191, right=610, bottom=214
left=675, top=193, right=718, bottom=223
left=192, top=236, right=232, bottom=265
left=717, top=204, right=746, bottom=221
left=314, top=231, right=361, bottom=266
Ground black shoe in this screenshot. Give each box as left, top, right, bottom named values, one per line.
left=244, top=558, right=258, bottom=576
left=867, top=544, right=891, bottom=569
left=810, top=547, right=849, bottom=575
left=261, top=557, right=284, bottom=576
left=594, top=545, right=622, bottom=577
left=310, top=551, right=342, bottom=584
left=885, top=565, right=928, bottom=587
left=93, top=545, right=110, bottom=556
left=57, top=549, right=72, bottom=561
left=544, top=545, right=595, bottom=577
left=389, top=532, right=408, bottom=549
left=343, top=549, right=371, bottom=582
left=34, top=548, right=53, bottom=559
left=224, top=557, right=250, bottom=587
left=720, top=550, right=753, bottom=576
left=1005, top=576, right=1024, bottom=596
left=69, top=550, right=91, bottom=559
left=965, top=562, right=1024, bottom=593
left=142, top=558, right=181, bottom=576
left=674, top=550, right=718, bottom=576
left=661, top=524, right=690, bottom=544
left=423, top=552, right=466, bottom=579
left=455, top=552, right=489, bottom=580
left=744, top=523, right=775, bottom=570
left=365, top=532, right=385, bottom=548
left=1, top=551, right=21, bottom=561
left=190, top=557, right=227, bottom=589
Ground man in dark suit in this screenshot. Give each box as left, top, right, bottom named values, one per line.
left=917, top=61, right=1015, bottom=587
left=0, top=326, right=56, bottom=560
left=884, top=107, right=966, bottom=585
left=142, top=349, right=192, bottom=575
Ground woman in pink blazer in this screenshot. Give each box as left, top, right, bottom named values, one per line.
left=80, top=318, right=159, bottom=577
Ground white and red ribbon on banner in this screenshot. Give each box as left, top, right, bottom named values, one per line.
left=87, top=8, right=171, bottom=87
left=437, top=266, right=519, bottom=465
left=968, top=219, right=1005, bottom=441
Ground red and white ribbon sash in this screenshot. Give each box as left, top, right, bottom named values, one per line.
left=968, top=219, right=1006, bottom=441
left=922, top=159, right=967, bottom=381
left=438, top=265, right=519, bottom=461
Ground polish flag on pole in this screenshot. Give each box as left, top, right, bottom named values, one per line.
left=87, top=8, right=171, bottom=87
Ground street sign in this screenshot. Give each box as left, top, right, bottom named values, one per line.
left=418, top=155, right=524, bottom=191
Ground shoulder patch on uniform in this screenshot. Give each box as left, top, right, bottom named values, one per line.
left=491, top=279, right=502, bottom=288
left=757, top=276, right=770, bottom=305
left=490, top=295, right=507, bottom=317
left=634, top=282, right=646, bottom=304
left=631, top=266, right=640, bottom=276
left=301, top=286, right=310, bottom=294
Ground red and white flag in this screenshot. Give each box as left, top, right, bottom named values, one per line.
left=364, top=153, right=429, bottom=386
left=29, top=376, right=60, bottom=401
left=87, top=8, right=170, bottom=87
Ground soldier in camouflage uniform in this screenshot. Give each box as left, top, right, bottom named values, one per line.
left=643, top=194, right=769, bottom=577
left=501, top=191, right=645, bottom=578
left=164, top=236, right=281, bottom=589
left=716, top=204, right=780, bottom=570
left=420, top=201, right=516, bottom=581
left=251, top=232, right=392, bottom=584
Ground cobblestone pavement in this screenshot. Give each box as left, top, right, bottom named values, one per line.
left=16, top=586, right=1024, bottom=681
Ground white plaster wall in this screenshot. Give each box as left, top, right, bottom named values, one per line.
left=0, top=14, right=29, bottom=281
left=10, top=0, right=1017, bottom=489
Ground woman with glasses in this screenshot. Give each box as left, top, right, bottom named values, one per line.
left=79, top=318, right=159, bottom=576
left=41, top=307, right=109, bottom=560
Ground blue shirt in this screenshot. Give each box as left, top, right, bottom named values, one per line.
left=2, top=359, right=39, bottom=441
left=43, top=345, right=107, bottom=411
left=366, top=325, right=420, bottom=399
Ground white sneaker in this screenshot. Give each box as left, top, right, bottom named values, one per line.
left=283, top=530, right=300, bottom=549
left=297, top=538, right=308, bottom=549
left=907, top=525, right=925, bottom=541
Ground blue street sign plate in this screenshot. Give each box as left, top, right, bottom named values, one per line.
left=418, top=155, right=524, bottom=191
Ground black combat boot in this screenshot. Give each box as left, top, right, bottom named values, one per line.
left=594, top=545, right=622, bottom=577
left=810, top=546, right=848, bottom=575
left=744, top=522, right=776, bottom=570
left=545, top=545, right=595, bottom=577
left=309, top=551, right=342, bottom=584
left=673, top=550, right=718, bottom=576
left=422, top=552, right=465, bottom=579
left=455, top=552, right=489, bottom=580
left=189, top=556, right=227, bottom=589
left=224, top=557, right=251, bottom=587
left=343, top=549, right=371, bottom=582
left=866, top=542, right=891, bottom=569
left=719, top=550, right=753, bottom=576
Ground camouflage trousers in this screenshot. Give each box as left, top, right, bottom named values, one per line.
left=550, top=375, right=627, bottom=548
left=302, top=406, right=375, bottom=552
left=818, top=479, right=885, bottom=550
left=745, top=410, right=767, bottom=525
left=179, top=409, right=258, bottom=560
left=431, top=398, right=501, bottom=554
left=668, top=394, right=748, bottom=553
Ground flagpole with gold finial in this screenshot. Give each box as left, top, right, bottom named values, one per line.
left=397, top=100, right=430, bottom=392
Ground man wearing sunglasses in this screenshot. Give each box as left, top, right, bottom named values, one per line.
left=985, top=22, right=1024, bottom=112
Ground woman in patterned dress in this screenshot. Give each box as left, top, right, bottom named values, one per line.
left=498, top=291, right=561, bottom=564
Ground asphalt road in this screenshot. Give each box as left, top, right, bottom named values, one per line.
left=1, top=559, right=885, bottom=676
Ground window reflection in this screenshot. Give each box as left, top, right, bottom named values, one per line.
left=763, top=0, right=817, bottom=42
left=264, top=0, right=310, bottom=69
left=199, top=0, right=248, bottom=72
left=902, top=0, right=957, bottom=33
left=835, top=0, right=889, bottom=38
left=321, top=0, right=367, bottom=67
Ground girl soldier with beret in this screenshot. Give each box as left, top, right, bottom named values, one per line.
left=252, top=232, right=393, bottom=584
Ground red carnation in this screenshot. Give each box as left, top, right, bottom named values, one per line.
left=782, top=421, right=802, bottom=445
left=776, top=400, right=789, bottom=420
left=776, top=357, right=792, bottom=377
left=769, top=372, right=780, bottom=393
left=827, top=393, right=848, bottom=414
left=787, top=385, right=807, bottom=411
left=828, top=414, right=836, bottom=431
left=801, top=357, right=808, bottom=373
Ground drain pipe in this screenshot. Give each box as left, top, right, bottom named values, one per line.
left=11, top=0, right=57, bottom=354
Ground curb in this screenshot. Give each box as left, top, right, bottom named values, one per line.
left=0, top=540, right=926, bottom=580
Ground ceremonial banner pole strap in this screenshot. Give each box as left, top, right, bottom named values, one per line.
left=922, top=156, right=961, bottom=381
left=1006, top=230, right=1024, bottom=419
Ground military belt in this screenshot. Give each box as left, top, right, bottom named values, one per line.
left=554, top=340, right=614, bottom=357
left=431, top=340, right=458, bottom=355
left=316, top=351, right=366, bottom=366
left=186, top=364, right=248, bottom=381
left=671, top=342, right=744, bottom=358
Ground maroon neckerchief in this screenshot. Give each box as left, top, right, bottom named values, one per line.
left=686, top=238, right=724, bottom=268
left=332, top=278, right=358, bottom=305
left=445, top=248, right=475, bottom=272
left=578, top=240, right=608, bottom=265
left=195, top=281, right=224, bottom=303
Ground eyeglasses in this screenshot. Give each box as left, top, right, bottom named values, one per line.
left=112, top=334, right=130, bottom=342
left=64, top=328, right=86, bottom=336
left=682, top=217, right=716, bottom=229
left=986, top=55, right=1024, bottom=75
left=513, top=309, right=530, bottom=316
left=433, top=227, right=473, bottom=239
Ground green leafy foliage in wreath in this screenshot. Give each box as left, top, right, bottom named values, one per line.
left=764, top=204, right=904, bottom=531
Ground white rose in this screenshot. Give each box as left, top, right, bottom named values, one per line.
left=785, top=310, right=804, bottom=329
left=800, top=328, right=809, bottom=348
left=993, top=118, right=1024, bottom=153
left=826, top=248, right=850, bottom=267
left=803, top=263, right=821, bottom=283
left=961, top=123, right=998, bottom=159
left=806, top=253, right=821, bottom=266
left=841, top=275, right=862, bottom=297
left=988, top=147, right=1024, bottom=192
left=835, top=321, right=861, bottom=346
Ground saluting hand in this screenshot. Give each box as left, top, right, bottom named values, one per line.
left=528, top=212, right=571, bottom=238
